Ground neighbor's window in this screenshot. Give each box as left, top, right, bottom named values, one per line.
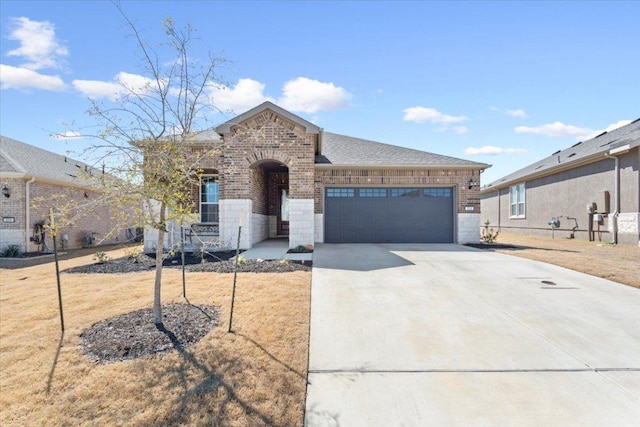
left=510, top=183, right=525, bottom=218
left=200, top=175, right=219, bottom=223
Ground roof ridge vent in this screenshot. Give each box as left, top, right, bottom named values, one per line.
left=551, top=150, right=561, bottom=155
left=593, top=131, right=607, bottom=139
left=571, top=141, right=582, bottom=147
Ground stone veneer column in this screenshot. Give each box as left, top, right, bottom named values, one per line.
left=458, top=213, right=481, bottom=244
left=616, top=212, right=640, bottom=245
left=314, top=213, right=324, bottom=243
left=288, top=199, right=314, bottom=248
left=220, top=199, right=252, bottom=249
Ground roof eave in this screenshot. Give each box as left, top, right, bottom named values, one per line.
left=480, top=150, right=620, bottom=194
left=315, top=163, right=491, bottom=170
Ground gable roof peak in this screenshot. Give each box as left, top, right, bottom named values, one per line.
left=215, top=101, right=321, bottom=135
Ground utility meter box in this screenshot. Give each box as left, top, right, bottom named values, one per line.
left=599, top=191, right=610, bottom=214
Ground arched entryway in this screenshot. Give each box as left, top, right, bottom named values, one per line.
left=250, top=159, right=290, bottom=244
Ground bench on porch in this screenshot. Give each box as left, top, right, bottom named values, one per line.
left=184, top=223, right=219, bottom=245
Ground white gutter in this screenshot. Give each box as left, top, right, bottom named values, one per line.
left=25, top=176, right=36, bottom=250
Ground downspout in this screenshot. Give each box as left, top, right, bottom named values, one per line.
left=497, top=188, right=501, bottom=230
left=25, top=176, right=36, bottom=250
left=604, top=153, right=621, bottom=244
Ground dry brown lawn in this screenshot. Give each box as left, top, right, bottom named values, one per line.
left=492, top=233, right=640, bottom=288
left=0, top=246, right=311, bottom=426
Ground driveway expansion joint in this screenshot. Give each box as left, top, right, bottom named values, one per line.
left=309, top=368, right=640, bottom=374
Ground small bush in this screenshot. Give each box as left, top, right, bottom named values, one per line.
left=480, top=221, right=499, bottom=244
left=126, top=248, right=147, bottom=264
left=94, top=251, right=110, bottom=264
left=290, top=245, right=307, bottom=253
left=1, top=244, right=22, bottom=258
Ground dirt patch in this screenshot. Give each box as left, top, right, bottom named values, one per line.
left=80, top=304, right=220, bottom=364
left=479, top=233, right=640, bottom=288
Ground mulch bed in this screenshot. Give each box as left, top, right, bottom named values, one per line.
left=464, top=243, right=520, bottom=250
left=63, top=252, right=312, bottom=274
left=80, top=303, right=219, bottom=364
left=69, top=251, right=310, bottom=364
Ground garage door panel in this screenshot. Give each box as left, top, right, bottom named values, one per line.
left=325, top=187, right=454, bottom=243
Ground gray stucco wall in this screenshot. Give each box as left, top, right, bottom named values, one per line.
left=481, top=149, right=639, bottom=245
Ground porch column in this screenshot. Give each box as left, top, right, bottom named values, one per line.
left=220, top=199, right=252, bottom=249
left=288, top=199, right=314, bottom=248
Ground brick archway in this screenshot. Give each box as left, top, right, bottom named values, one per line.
left=245, top=150, right=293, bottom=168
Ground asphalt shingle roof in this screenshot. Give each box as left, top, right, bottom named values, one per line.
left=0, top=135, right=95, bottom=185
left=316, top=132, right=490, bottom=168
left=483, top=118, right=640, bottom=189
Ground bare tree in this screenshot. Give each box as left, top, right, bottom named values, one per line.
left=75, top=6, right=225, bottom=324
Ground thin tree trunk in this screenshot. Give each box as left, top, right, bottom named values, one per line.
left=153, top=203, right=166, bottom=325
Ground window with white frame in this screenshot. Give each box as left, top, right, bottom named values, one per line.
left=200, top=175, right=219, bottom=223
left=510, top=183, right=525, bottom=218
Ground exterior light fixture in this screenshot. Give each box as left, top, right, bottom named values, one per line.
left=2, top=185, right=9, bottom=198
left=468, top=178, right=479, bottom=190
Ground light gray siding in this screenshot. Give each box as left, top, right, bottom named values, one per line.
left=481, top=149, right=639, bottom=245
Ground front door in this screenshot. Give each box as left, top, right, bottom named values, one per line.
left=277, top=185, right=290, bottom=236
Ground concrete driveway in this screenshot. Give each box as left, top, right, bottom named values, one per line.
left=305, top=244, right=640, bottom=426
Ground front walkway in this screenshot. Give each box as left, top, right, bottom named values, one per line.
left=238, top=239, right=313, bottom=262
left=306, top=243, right=640, bottom=426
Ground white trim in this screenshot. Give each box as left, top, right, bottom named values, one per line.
left=199, top=174, right=219, bottom=224
left=509, top=183, right=526, bottom=219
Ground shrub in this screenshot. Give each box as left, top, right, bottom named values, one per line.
left=125, top=247, right=147, bottom=264
left=94, top=251, right=110, bottom=264
left=480, top=221, right=499, bottom=244
left=1, top=244, right=22, bottom=258
left=290, top=245, right=307, bottom=253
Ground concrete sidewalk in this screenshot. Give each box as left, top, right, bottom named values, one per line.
left=305, top=244, right=640, bottom=426
left=237, top=239, right=313, bottom=262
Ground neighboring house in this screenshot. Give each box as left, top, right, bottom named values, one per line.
left=0, top=135, right=134, bottom=253
left=481, top=118, right=640, bottom=246
left=145, top=102, right=490, bottom=252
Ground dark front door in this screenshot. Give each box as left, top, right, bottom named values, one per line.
left=277, top=185, right=290, bottom=236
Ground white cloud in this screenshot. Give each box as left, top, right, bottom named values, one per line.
left=52, top=131, right=82, bottom=140
left=209, top=78, right=272, bottom=112
left=454, top=126, right=469, bottom=135
left=515, top=119, right=634, bottom=141
left=506, top=109, right=528, bottom=118
left=6, top=17, right=68, bottom=71
left=208, top=77, right=352, bottom=114
left=465, top=146, right=528, bottom=155
left=72, top=72, right=156, bottom=101
left=514, top=121, right=595, bottom=139
left=403, top=106, right=468, bottom=124
left=602, top=120, right=632, bottom=133
left=0, top=63, right=65, bottom=90
left=72, top=78, right=121, bottom=100
left=278, top=77, right=351, bottom=113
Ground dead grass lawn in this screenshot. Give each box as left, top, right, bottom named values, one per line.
left=0, top=246, right=311, bottom=426
left=493, top=233, right=640, bottom=288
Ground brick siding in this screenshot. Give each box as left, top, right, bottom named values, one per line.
left=314, top=168, right=482, bottom=213
left=0, top=179, right=135, bottom=252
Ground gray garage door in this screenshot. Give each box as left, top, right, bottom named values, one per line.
left=324, top=187, right=454, bottom=243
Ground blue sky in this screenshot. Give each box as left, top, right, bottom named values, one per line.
left=1, top=1, right=638, bottom=184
